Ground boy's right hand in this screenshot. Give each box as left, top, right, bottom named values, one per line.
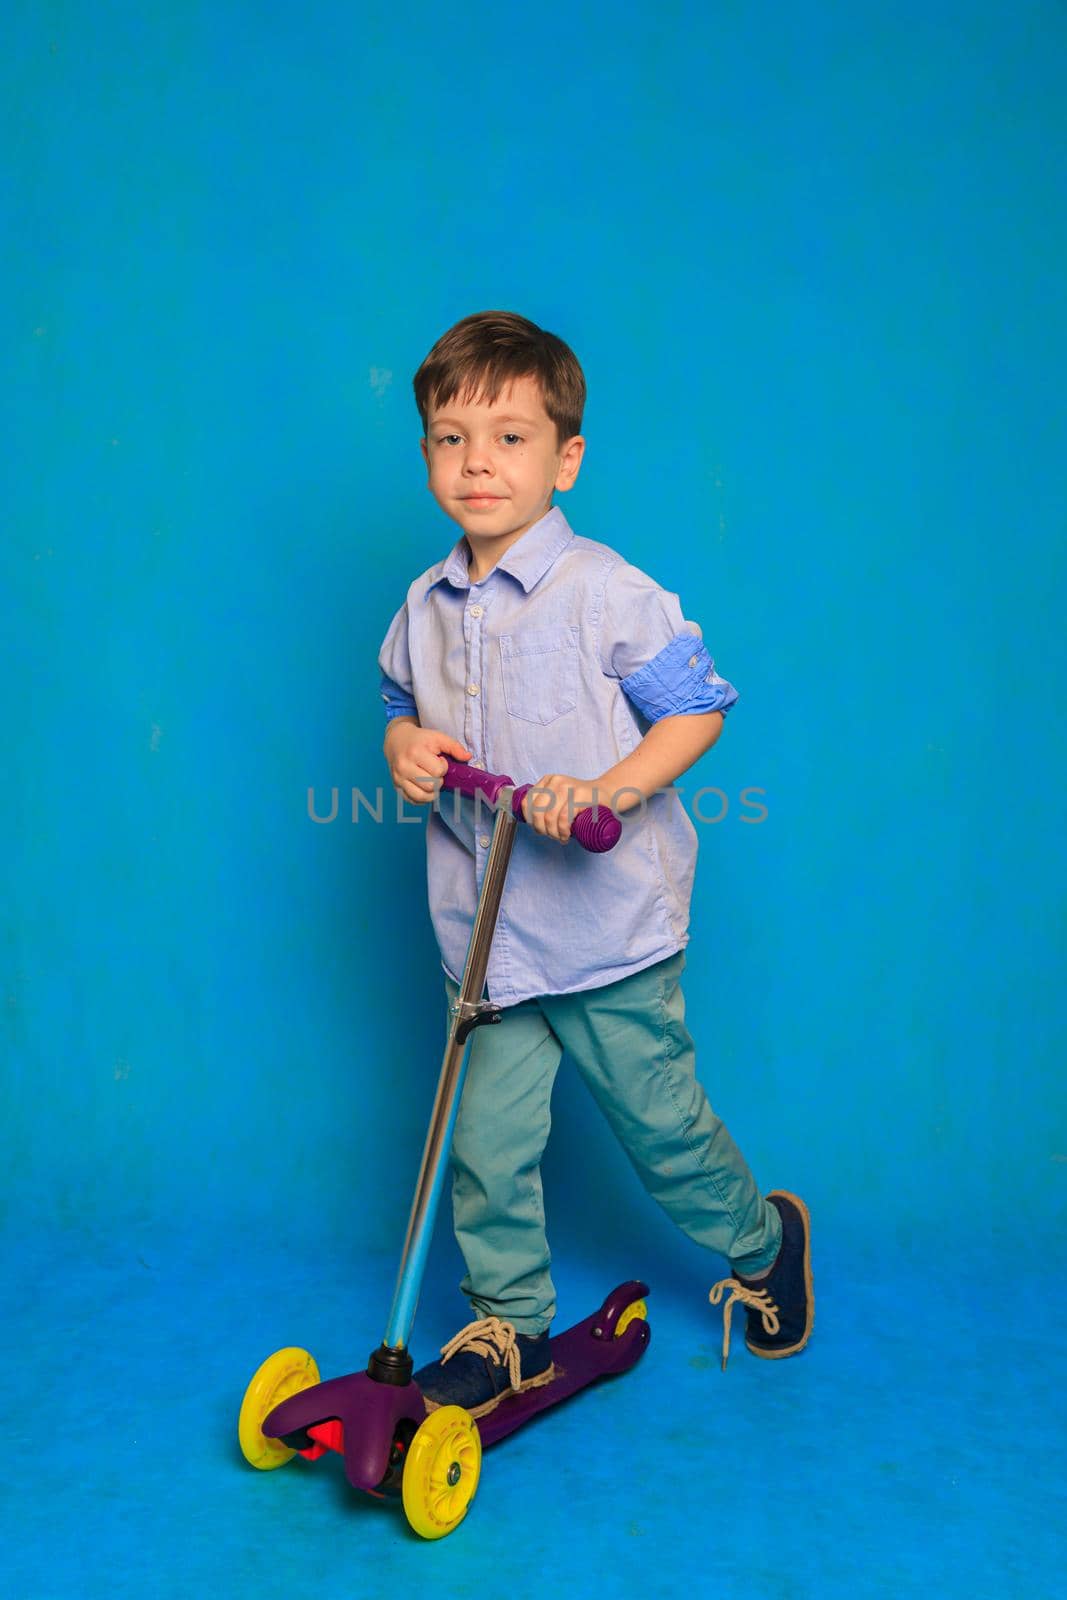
left=384, top=721, right=472, bottom=805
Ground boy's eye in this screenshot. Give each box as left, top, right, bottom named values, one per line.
left=433, top=433, right=523, bottom=446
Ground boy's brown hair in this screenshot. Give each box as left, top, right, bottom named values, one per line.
left=413, top=310, right=586, bottom=449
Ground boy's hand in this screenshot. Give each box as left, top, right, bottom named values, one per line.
left=385, top=721, right=471, bottom=805
left=521, top=774, right=611, bottom=844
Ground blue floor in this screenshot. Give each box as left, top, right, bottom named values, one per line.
left=4, top=1218, right=1062, bottom=1599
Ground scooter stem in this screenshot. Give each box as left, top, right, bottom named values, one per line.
left=380, top=797, right=519, bottom=1353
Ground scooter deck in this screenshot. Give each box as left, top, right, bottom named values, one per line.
left=260, top=1281, right=650, bottom=1490
left=477, top=1299, right=650, bottom=1449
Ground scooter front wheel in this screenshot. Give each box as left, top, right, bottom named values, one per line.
left=238, top=1347, right=321, bottom=1470
left=401, top=1405, right=482, bottom=1539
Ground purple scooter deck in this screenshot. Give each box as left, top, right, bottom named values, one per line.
left=477, top=1283, right=651, bottom=1449
left=261, top=1281, right=650, bottom=1491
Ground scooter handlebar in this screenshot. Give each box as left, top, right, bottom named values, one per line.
left=440, top=759, right=622, bottom=854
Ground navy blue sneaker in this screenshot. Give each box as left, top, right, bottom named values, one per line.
left=708, top=1191, right=814, bottom=1369
left=414, top=1316, right=555, bottom=1419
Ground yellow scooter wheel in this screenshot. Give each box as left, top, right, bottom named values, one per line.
left=238, top=1346, right=321, bottom=1470
left=614, top=1298, right=648, bottom=1337
left=401, top=1405, right=482, bottom=1539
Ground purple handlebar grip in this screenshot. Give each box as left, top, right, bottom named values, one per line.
left=441, top=760, right=621, bottom=853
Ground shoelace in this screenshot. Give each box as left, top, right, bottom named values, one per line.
left=708, top=1277, right=780, bottom=1371
left=438, top=1315, right=522, bottom=1390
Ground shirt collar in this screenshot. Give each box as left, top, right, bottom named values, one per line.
left=422, top=505, right=574, bottom=599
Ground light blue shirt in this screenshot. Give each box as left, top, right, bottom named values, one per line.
left=377, top=506, right=738, bottom=1006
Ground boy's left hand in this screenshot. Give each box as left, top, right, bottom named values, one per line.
left=521, top=774, right=611, bottom=844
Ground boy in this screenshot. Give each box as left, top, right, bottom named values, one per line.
left=377, top=310, right=813, bottom=1414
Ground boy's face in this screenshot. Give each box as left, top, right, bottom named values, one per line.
left=420, top=373, right=585, bottom=552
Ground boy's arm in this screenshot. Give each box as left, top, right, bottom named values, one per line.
left=383, top=713, right=418, bottom=759
left=523, top=562, right=737, bottom=839
left=598, top=710, right=725, bottom=812
left=378, top=599, right=419, bottom=724
left=598, top=562, right=737, bottom=811
left=522, top=711, right=725, bottom=832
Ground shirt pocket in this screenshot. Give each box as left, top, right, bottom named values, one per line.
left=498, top=624, right=579, bottom=725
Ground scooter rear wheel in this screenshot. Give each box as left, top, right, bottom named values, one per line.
left=401, top=1405, right=482, bottom=1539
left=238, top=1347, right=321, bottom=1470
left=614, top=1297, right=648, bottom=1337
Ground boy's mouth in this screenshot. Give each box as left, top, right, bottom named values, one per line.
left=462, top=495, right=504, bottom=506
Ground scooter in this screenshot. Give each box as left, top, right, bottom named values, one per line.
left=238, top=759, right=651, bottom=1539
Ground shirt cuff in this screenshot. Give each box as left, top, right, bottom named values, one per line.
left=380, top=672, right=418, bottom=721
left=618, top=631, right=739, bottom=722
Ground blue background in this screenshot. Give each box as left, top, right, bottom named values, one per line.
left=4, top=2, right=1064, bottom=1595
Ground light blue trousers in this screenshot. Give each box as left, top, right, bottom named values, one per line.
left=443, top=948, right=782, bottom=1335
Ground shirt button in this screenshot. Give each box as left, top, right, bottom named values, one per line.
left=467, top=683, right=479, bottom=696
left=470, top=758, right=485, bottom=769
left=479, top=834, right=491, bottom=848
left=688, top=654, right=698, bottom=669
left=469, top=604, right=484, bottom=618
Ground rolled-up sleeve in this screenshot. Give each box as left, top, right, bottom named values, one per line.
left=597, top=561, right=739, bottom=721
left=377, top=601, right=419, bottom=722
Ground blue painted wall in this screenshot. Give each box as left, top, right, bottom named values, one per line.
left=4, top=0, right=1064, bottom=1266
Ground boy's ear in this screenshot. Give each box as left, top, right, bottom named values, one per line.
left=420, top=436, right=429, bottom=467
left=556, top=434, right=586, bottom=491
